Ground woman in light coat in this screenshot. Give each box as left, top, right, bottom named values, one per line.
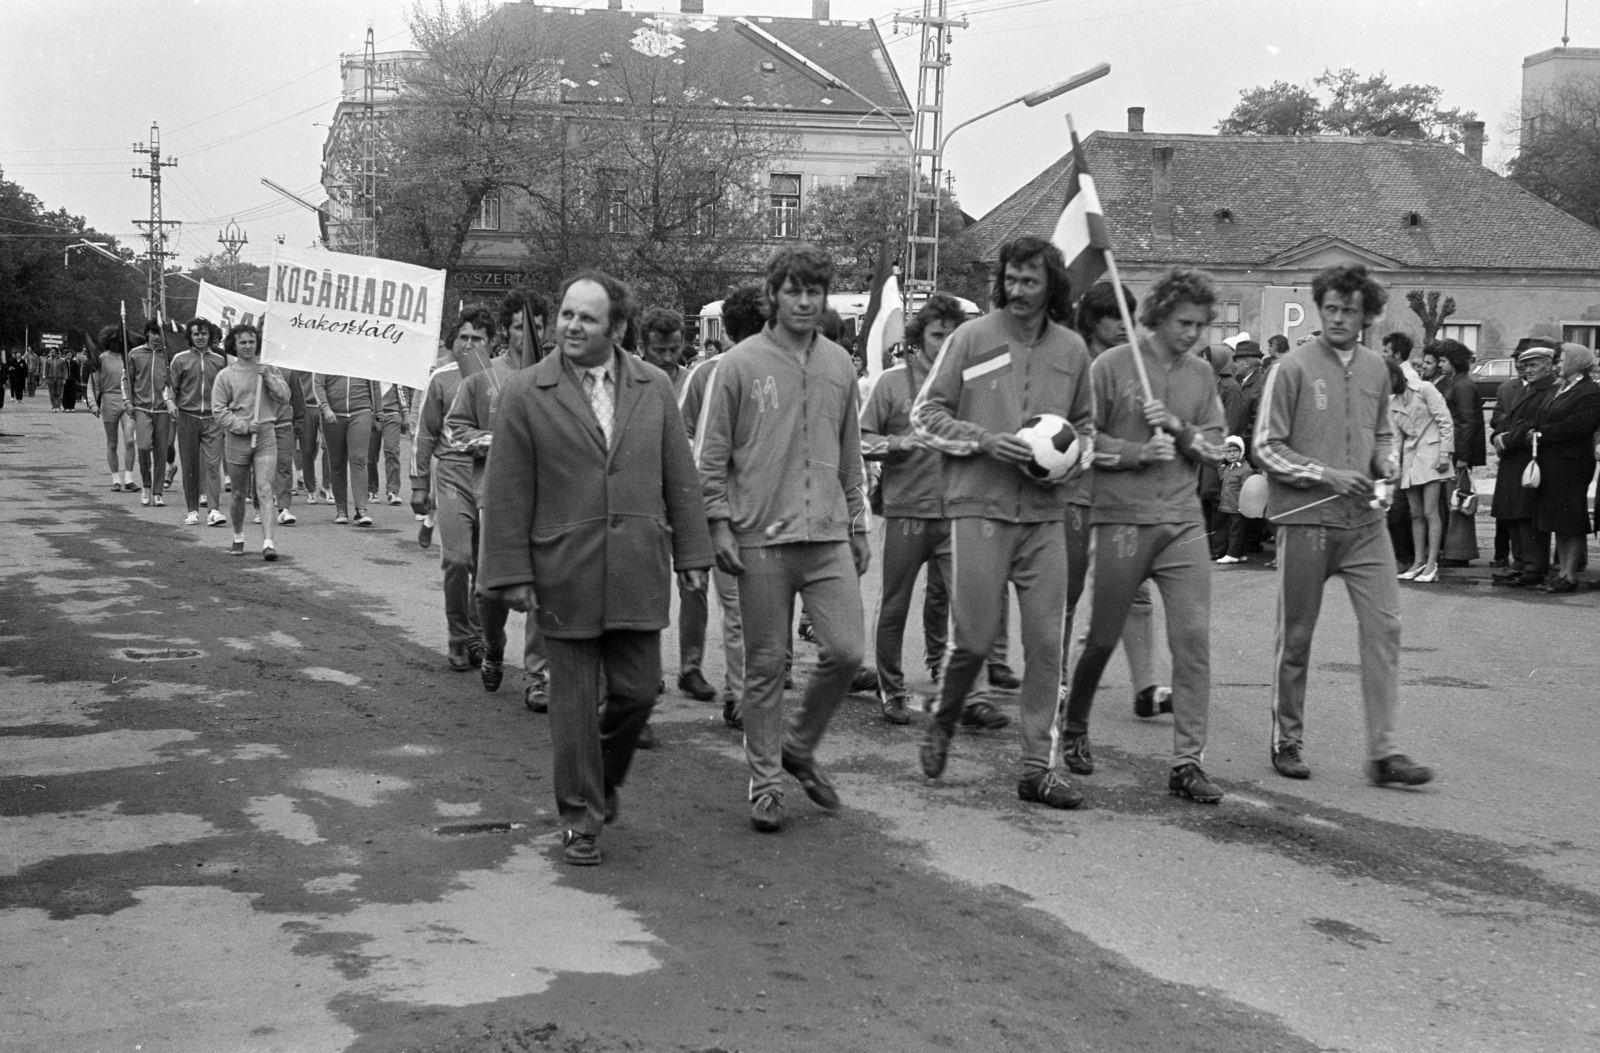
left=1389, top=358, right=1454, bottom=582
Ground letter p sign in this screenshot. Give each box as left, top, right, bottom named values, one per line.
left=1284, top=302, right=1304, bottom=333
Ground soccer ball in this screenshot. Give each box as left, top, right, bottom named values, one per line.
left=1016, top=413, right=1081, bottom=482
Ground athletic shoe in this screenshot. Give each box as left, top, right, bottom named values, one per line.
left=781, top=750, right=840, bottom=810
left=386, top=491, right=401, bottom=506
left=1215, top=555, right=1244, bottom=564
left=262, top=541, right=278, bottom=563
left=1272, top=743, right=1311, bottom=779
left=417, top=520, right=433, bottom=549
left=152, top=493, right=164, bottom=507
left=183, top=511, right=201, bottom=526
left=849, top=666, right=879, bottom=695
left=447, top=643, right=472, bottom=672
left=368, top=490, right=381, bottom=503
left=1367, top=754, right=1434, bottom=787
left=305, top=492, right=318, bottom=505
left=524, top=673, right=549, bottom=712
left=354, top=509, right=373, bottom=527
left=252, top=512, right=261, bottom=524
left=678, top=669, right=716, bottom=701
left=164, top=466, right=177, bottom=489
left=1169, top=763, right=1224, bottom=803
left=1061, top=732, right=1094, bottom=775
left=987, top=665, right=1021, bottom=690
left=480, top=658, right=503, bottom=693
left=920, top=723, right=952, bottom=778
left=1018, top=769, right=1085, bottom=809
left=750, top=792, right=784, bottom=833
left=880, top=694, right=911, bottom=725
left=123, top=481, right=140, bottom=492
left=229, top=539, right=245, bottom=557
left=796, top=615, right=818, bottom=644
left=207, top=510, right=228, bottom=527
left=562, top=830, right=601, bottom=866
left=925, top=660, right=942, bottom=685
left=467, top=641, right=485, bottom=668
left=199, top=495, right=208, bottom=507
left=722, top=694, right=742, bottom=730
left=333, top=512, right=349, bottom=525
left=635, top=722, right=657, bottom=750
left=959, top=700, right=1010, bottom=731
left=277, top=509, right=296, bottom=525
left=320, top=489, right=334, bottom=504
left=1133, top=685, right=1173, bottom=718
left=110, top=480, right=123, bottom=492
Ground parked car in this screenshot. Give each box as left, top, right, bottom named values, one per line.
left=1470, top=357, right=1516, bottom=402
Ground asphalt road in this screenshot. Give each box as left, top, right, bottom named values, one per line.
left=2, top=395, right=1598, bottom=1053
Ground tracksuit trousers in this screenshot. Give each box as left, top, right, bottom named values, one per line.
left=738, top=541, right=864, bottom=801
left=132, top=409, right=172, bottom=495
left=547, top=630, right=659, bottom=838
left=1062, top=504, right=1158, bottom=694
left=1062, top=523, right=1211, bottom=769
left=299, top=412, right=322, bottom=495
left=1271, top=520, right=1402, bottom=763
left=933, top=518, right=1067, bottom=774
left=366, top=413, right=402, bottom=498
left=176, top=410, right=224, bottom=514
left=678, top=568, right=744, bottom=703
left=436, top=479, right=483, bottom=648
left=875, top=516, right=952, bottom=701
left=322, top=410, right=372, bottom=516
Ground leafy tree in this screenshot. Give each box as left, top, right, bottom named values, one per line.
left=1407, top=289, right=1457, bottom=345
left=1216, top=68, right=1474, bottom=144
left=1509, top=75, right=1600, bottom=228
left=162, top=253, right=271, bottom=324
left=1216, top=82, right=1323, bottom=135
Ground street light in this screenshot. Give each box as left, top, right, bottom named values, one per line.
left=940, top=62, right=1109, bottom=157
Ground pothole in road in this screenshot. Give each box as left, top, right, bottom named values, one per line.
left=114, top=648, right=205, bottom=662
left=434, top=821, right=528, bottom=836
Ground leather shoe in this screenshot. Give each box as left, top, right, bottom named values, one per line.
left=1061, top=733, right=1094, bottom=775
left=678, top=669, right=716, bottom=701
left=958, top=700, right=1010, bottom=731
left=562, top=830, right=601, bottom=866
left=1367, top=753, right=1434, bottom=786
left=480, top=658, right=503, bottom=693
left=920, top=723, right=952, bottom=779
left=1273, top=743, right=1311, bottom=779
left=722, top=695, right=742, bottom=730
left=880, top=694, right=911, bottom=725
left=635, top=722, right=657, bottom=750
left=987, top=665, right=1021, bottom=690
left=447, top=643, right=472, bottom=672
left=750, top=793, right=783, bottom=832
left=781, top=750, right=840, bottom=810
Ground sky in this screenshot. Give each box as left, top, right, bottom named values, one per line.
left=0, top=0, right=1586, bottom=271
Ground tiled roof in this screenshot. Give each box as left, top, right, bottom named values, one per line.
left=965, top=132, right=1600, bottom=271
left=496, top=5, right=908, bottom=116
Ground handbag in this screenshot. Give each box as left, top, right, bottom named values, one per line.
left=1451, top=467, right=1478, bottom=515
left=1522, top=433, right=1541, bottom=489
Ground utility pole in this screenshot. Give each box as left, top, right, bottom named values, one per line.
left=354, top=24, right=381, bottom=256
left=217, top=219, right=249, bottom=291
left=896, top=1, right=965, bottom=303
left=132, top=122, right=180, bottom=323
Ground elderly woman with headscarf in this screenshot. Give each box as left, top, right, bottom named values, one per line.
left=1388, top=357, right=1454, bottom=582
left=1530, top=343, right=1600, bottom=592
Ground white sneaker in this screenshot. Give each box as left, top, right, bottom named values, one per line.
left=207, top=510, right=228, bottom=527
left=252, top=512, right=261, bottom=524
left=277, top=509, right=297, bottom=525
left=306, top=492, right=319, bottom=504
left=183, top=511, right=201, bottom=526
left=199, top=495, right=208, bottom=507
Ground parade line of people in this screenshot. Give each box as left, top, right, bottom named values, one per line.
left=56, top=242, right=1495, bottom=867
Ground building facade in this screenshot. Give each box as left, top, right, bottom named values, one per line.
left=321, top=1, right=909, bottom=302
left=964, top=113, right=1600, bottom=359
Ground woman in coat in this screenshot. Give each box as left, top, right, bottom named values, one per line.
left=1531, top=343, right=1600, bottom=592
left=1389, top=358, right=1454, bottom=582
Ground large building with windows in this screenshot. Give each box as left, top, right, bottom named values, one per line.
left=963, top=111, right=1600, bottom=359
left=320, top=1, right=909, bottom=303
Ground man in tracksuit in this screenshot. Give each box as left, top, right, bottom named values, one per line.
left=122, top=320, right=174, bottom=507
left=44, top=349, right=68, bottom=410
left=912, top=235, right=1094, bottom=810
left=862, top=292, right=1009, bottom=730
left=169, top=318, right=228, bottom=527
left=1253, top=263, right=1433, bottom=788
left=443, top=290, right=550, bottom=704
left=1058, top=267, right=1228, bottom=804
left=366, top=383, right=407, bottom=505
left=698, top=245, right=868, bottom=834
left=314, top=372, right=380, bottom=525
left=411, top=309, right=493, bottom=672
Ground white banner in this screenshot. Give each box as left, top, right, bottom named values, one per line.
left=261, top=246, right=446, bottom=390
left=195, top=282, right=267, bottom=334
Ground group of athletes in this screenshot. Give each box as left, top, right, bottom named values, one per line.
left=76, top=235, right=1435, bottom=867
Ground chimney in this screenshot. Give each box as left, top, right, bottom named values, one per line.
left=1127, top=107, right=1145, bottom=134
left=1151, top=146, right=1174, bottom=248
left=681, top=0, right=704, bottom=11
left=813, top=0, right=830, bottom=18
left=1463, top=120, right=1486, bottom=165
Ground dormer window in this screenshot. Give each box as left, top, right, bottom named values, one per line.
left=1214, top=207, right=1233, bottom=223
left=1404, top=211, right=1422, bottom=227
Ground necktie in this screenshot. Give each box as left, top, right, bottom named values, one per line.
left=583, top=365, right=614, bottom=447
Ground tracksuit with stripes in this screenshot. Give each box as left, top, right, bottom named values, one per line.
left=412, top=360, right=483, bottom=650
left=168, top=347, right=226, bottom=515
left=1253, top=337, right=1404, bottom=763
left=1060, top=342, right=1225, bottom=770
left=913, top=310, right=1095, bottom=775
left=679, top=356, right=745, bottom=708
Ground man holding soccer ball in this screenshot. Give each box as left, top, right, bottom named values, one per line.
left=912, top=236, right=1095, bottom=809
left=1058, top=266, right=1228, bottom=804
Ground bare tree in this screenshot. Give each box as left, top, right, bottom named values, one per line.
left=1407, top=289, right=1457, bottom=346
left=1509, top=76, right=1600, bottom=229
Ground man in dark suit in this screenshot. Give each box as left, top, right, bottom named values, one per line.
left=480, top=270, right=714, bottom=867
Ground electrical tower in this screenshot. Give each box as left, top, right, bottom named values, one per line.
left=896, top=1, right=965, bottom=302
left=132, top=122, right=180, bottom=323
left=217, top=219, right=249, bottom=291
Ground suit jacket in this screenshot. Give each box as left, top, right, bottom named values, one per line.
left=479, top=348, right=714, bottom=640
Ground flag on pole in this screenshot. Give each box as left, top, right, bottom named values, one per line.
left=857, top=236, right=902, bottom=387
left=1050, top=125, right=1112, bottom=299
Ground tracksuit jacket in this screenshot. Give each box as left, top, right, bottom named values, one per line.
left=313, top=374, right=378, bottom=416
left=697, top=326, right=867, bottom=547
left=1252, top=337, right=1395, bottom=529
left=168, top=349, right=226, bottom=414
left=410, top=361, right=476, bottom=495
left=121, top=345, right=171, bottom=412
left=443, top=355, right=519, bottom=504
left=860, top=355, right=944, bottom=519
left=912, top=310, right=1095, bottom=523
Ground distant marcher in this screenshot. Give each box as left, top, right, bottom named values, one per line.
left=122, top=321, right=173, bottom=507
left=25, top=349, right=42, bottom=398
left=90, top=327, right=137, bottom=490
left=170, top=319, right=228, bottom=527
left=8, top=355, right=26, bottom=401
left=1390, top=357, right=1454, bottom=582
left=44, top=349, right=67, bottom=410
left=212, top=325, right=290, bottom=561
left=1490, top=345, right=1557, bottom=588
left=365, top=384, right=406, bottom=506
left=1530, top=343, right=1600, bottom=592
left=314, top=372, right=380, bottom=526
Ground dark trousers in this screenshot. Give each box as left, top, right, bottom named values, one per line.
left=1493, top=518, right=1513, bottom=563
left=1514, top=519, right=1550, bottom=578
left=299, top=412, right=322, bottom=493
left=547, top=631, right=660, bottom=837
left=132, top=410, right=172, bottom=494
left=323, top=410, right=372, bottom=515
left=1386, top=487, right=1415, bottom=567
left=176, top=411, right=223, bottom=514
left=46, top=378, right=63, bottom=409
left=365, top=412, right=402, bottom=497
left=875, top=517, right=952, bottom=699
left=1201, top=498, right=1227, bottom=559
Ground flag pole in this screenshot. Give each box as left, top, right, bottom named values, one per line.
left=1067, top=115, right=1154, bottom=406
